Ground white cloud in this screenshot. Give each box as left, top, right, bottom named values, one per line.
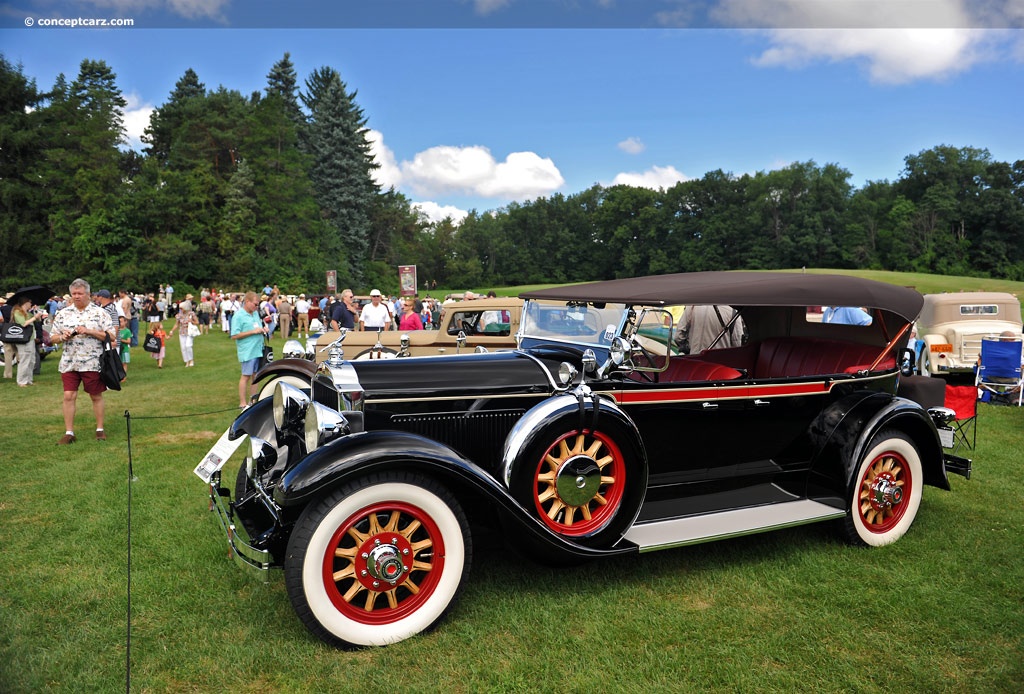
left=471, top=0, right=512, bottom=15
left=121, top=92, right=154, bottom=151
left=612, top=165, right=689, bottom=190
left=618, top=136, right=646, bottom=155
left=412, top=201, right=469, bottom=225
left=366, top=129, right=403, bottom=189
left=385, top=144, right=564, bottom=200
left=753, top=28, right=985, bottom=84
left=81, top=0, right=231, bottom=20
left=477, top=151, right=565, bottom=198
left=713, top=0, right=995, bottom=84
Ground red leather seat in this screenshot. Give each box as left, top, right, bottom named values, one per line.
left=755, top=338, right=894, bottom=379
left=662, top=358, right=743, bottom=383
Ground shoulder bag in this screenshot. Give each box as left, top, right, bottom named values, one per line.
left=256, top=339, right=273, bottom=372
left=143, top=334, right=161, bottom=353
left=0, top=322, right=32, bottom=344
left=100, top=335, right=126, bottom=391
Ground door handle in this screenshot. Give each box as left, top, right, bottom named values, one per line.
left=702, top=402, right=718, bottom=410
left=754, top=399, right=771, bottom=407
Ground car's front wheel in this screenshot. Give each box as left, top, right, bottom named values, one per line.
left=284, top=472, right=471, bottom=648
left=842, top=430, right=923, bottom=547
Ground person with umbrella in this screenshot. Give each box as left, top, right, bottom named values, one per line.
left=2, top=285, right=53, bottom=380
left=9, top=294, right=47, bottom=387
left=1, top=294, right=12, bottom=379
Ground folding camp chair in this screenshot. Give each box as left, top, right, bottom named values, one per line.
left=940, top=385, right=978, bottom=455
left=976, top=337, right=1023, bottom=406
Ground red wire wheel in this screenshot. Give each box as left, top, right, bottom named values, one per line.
left=856, top=447, right=912, bottom=535
left=531, top=429, right=626, bottom=537
left=321, top=500, right=445, bottom=625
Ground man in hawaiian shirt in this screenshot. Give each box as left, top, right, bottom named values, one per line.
left=50, top=278, right=116, bottom=444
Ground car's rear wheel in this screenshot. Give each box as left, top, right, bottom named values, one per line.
left=842, top=430, right=922, bottom=547
left=284, top=473, right=471, bottom=648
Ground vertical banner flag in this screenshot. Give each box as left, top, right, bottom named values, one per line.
left=398, top=265, right=417, bottom=296
left=326, top=270, right=337, bottom=293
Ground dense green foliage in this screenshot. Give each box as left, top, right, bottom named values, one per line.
left=2, top=53, right=1023, bottom=296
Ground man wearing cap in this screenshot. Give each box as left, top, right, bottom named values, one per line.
left=359, top=289, right=392, bottom=332
left=51, top=278, right=116, bottom=444
left=94, top=290, right=120, bottom=328
left=294, top=293, right=311, bottom=338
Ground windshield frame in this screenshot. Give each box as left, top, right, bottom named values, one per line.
left=516, top=299, right=630, bottom=351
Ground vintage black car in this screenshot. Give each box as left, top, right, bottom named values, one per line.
left=196, top=272, right=971, bottom=648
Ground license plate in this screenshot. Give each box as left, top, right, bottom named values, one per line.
left=194, top=428, right=246, bottom=483
left=938, top=427, right=954, bottom=449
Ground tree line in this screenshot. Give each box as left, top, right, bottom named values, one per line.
left=2, top=52, right=1022, bottom=298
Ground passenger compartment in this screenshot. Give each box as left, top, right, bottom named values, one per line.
left=675, top=338, right=895, bottom=381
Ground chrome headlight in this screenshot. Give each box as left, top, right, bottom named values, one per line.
left=273, top=381, right=311, bottom=433
left=304, top=401, right=350, bottom=453
left=558, top=361, right=578, bottom=386
left=609, top=337, right=628, bottom=366
left=245, top=435, right=278, bottom=478
left=282, top=339, right=305, bottom=359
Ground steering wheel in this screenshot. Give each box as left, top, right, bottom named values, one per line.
left=631, top=339, right=660, bottom=383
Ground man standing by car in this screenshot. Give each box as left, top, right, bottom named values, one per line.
left=50, top=278, right=116, bottom=444
left=359, top=289, right=392, bottom=332
left=294, top=293, right=311, bottom=339
left=330, top=290, right=357, bottom=331
left=231, top=291, right=269, bottom=408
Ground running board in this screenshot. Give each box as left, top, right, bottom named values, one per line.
left=623, top=500, right=846, bottom=553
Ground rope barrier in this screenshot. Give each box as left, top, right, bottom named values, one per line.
left=123, top=403, right=242, bottom=692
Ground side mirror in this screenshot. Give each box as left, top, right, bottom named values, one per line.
left=898, top=347, right=915, bottom=377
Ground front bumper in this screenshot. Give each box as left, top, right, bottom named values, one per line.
left=207, top=470, right=278, bottom=578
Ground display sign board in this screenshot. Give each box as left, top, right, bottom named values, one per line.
left=399, top=265, right=417, bottom=296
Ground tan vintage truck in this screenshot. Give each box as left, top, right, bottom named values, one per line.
left=313, top=296, right=522, bottom=361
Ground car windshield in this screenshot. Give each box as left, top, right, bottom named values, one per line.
left=520, top=300, right=628, bottom=347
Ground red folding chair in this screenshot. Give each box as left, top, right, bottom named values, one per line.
left=942, top=384, right=977, bottom=455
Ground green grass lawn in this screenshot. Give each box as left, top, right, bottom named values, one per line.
left=1, top=275, right=1022, bottom=692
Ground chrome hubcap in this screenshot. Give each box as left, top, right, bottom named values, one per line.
left=555, top=454, right=601, bottom=506
left=871, top=475, right=903, bottom=510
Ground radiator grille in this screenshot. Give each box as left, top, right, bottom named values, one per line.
left=390, top=409, right=525, bottom=466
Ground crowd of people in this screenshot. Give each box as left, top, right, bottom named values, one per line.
left=1, top=279, right=469, bottom=441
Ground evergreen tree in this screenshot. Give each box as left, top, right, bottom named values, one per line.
left=266, top=53, right=303, bottom=126
left=144, top=68, right=205, bottom=163
left=302, top=66, right=380, bottom=283
left=0, top=55, right=44, bottom=284
left=31, top=60, right=127, bottom=285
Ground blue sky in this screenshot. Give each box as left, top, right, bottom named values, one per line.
left=3, top=1, right=1023, bottom=222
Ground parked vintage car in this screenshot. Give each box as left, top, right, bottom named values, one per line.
left=248, top=297, right=522, bottom=400
left=315, top=296, right=521, bottom=361
left=916, top=292, right=1023, bottom=376
left=196, top=272, right=971, bottom=648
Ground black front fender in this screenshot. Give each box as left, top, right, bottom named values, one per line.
left=274, top=430, right=636, bottom=560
